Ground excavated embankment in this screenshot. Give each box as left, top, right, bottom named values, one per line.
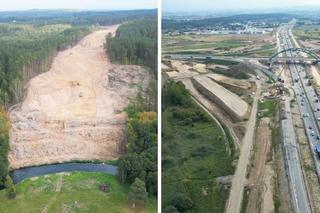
left=8, top=26, right=151, bottom=169
left=192, top=75, right=250, bottom=122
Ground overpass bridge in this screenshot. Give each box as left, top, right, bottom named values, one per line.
left=163, top=48, right=320, bottom=66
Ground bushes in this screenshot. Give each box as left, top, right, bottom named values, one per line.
left=129, top=178, right=148, bottom=208
left=4, top=176, right=16, bottom=199
left=0, top=110, right=9, bottom=188
left=110, top=17, right=158, bottom=203
left=162, top=81, right=235, bottom=212
left=171, top=193, right=194, bottom=212
left=162, top=81, right=192, bottom=108
left=118, top=110, right=157, bottom=197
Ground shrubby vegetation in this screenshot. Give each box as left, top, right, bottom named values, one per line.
left=107, top=16, right=158, bottom=208
left=106, top=19, right=158, bottom=77
left=118, top=107, right=157, bottom=198
left=162, top=81, right=235, bottom=212
left=0, top=109, right=10, bottom=189
left=129, top=178, right=148, bottom=208
left=4, top=176, right=16, bottom=199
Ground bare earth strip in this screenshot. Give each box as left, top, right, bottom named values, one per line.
left=226, top=81, right=261, bottom=213
left=246, top=118, right=273, bottom=213
left=311, top=66, right=320, bottom=86
left=8, top=25, right=147, bottom=169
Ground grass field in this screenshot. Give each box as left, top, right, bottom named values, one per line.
left=163, top=40, right=246, bottom=52
left=258, top=99, right=278, bottom=118
left=162, top=34, right=276, bottom=57
left=162, top=84, right=236, bottom=212
left=293, top=25, right=320, bottom=40
left=0, top=172, right=156, bottom=213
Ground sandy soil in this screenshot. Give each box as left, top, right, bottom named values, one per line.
left=206, top=73, right=251, bottom=90
left=300, top=39, right=320, bottom=50
left=9, top=25, right=150, bottom=169
left=193, top=63, right=207, bottom=73
left=246, top=118, right=273, bottom=213
left=311, top=66, right=320, bottom=86
left=161, top=63, right=171, bottom=71
left=165, top=60, right=200, bottom=79
left=192, top=75, right=249, bottom=120
left=22, top=26, right=120, bottom=119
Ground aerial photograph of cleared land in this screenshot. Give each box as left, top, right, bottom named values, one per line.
left=162, top=0, right=320, bottom=213
left=0, top=1, right=158, bottom=212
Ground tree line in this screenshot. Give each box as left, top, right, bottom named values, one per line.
left=0, top=10, right=157, bottom=26
left=108, top=19, right=158, bottom=208
left=117, top=91, right=158, bottom=208
left=0, top=24, right=91, bottom=106
left=162, top=13, right=295, bottom=31
left=0, top=109, right=15, bottom=199
left=106, top=18, right=158, bottom=77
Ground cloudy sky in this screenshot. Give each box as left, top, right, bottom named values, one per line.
left=0, top=0, right=157, bottom=11
left=163, top=0, right=320, bottom=12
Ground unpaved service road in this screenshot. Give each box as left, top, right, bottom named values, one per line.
left=246, top=118, right=273, bottom=213
left=226, top=81, right=261, bottom=213
left=8, top=25, right=146, bottom=169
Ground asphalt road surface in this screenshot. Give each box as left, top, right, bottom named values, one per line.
left=279, top=23, right=314, bottom=213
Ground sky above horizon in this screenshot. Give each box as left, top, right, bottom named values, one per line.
left=163, top=0, right=320, bottom=12
left=0, top=0, right=157, bottom=11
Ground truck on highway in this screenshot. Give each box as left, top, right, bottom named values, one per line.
left=316, top=144, right=320, bottom=159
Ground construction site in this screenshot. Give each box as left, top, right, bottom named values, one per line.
left=8, top=26, right=151, bottom=169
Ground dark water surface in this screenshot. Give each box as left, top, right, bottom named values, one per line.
left=11, top=163, right=118, bottom=184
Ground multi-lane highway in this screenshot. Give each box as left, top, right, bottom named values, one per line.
left=280, top=24, right=320, bottom=178
left=164, top=22, right=320, bottom=213
left=278, top=22, right=320, bottom=213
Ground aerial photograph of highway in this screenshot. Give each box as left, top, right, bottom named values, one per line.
left=161, top=0, right=320, bottom=212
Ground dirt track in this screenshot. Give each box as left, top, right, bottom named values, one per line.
left=8, top=25, right=149, bottom=169
left=246, top=118, right=273, bottom=213
left=226, top=80, right=261, bottom=213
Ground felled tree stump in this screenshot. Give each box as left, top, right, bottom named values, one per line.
left=99, top=184, right=110, bottom=193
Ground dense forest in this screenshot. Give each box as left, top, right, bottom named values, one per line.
left=117, top=81, right=158, bottom=206
left=0, top=10, right=157, bottom=26
left=106, top=18, right=158, bottom=207
left=162, top=13, right=295, bottom=31
left=162, top=81, right=235, bottom=212
left=106, top=18, right=158, bottom=77
left=0, top=24, right=92, bottom=106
